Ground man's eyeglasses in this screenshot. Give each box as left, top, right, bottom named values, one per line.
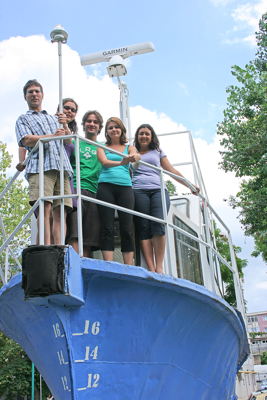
left=64, top=105, right=77, bottom=113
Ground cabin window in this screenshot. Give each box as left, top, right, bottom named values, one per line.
left=171, top=198, right=190, bottom=218
left=173, top=216, right=203, bottom=285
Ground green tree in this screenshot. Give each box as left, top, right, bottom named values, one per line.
left=0, top=141, right=31, bottom=282
left=0, top=143, right=48, bottom=399
left=261, top=351, right=267, bottom=365
left=0, top=332, right=32, bottom=398
left=165, top=179, right=177, bottom=195
left=0, top=333, right=50, bottom=399
left=217, top=13, right=267, bottom=260
left=214, top=226, right=247, bottom=306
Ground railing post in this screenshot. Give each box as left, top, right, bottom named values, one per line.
left=160, top=170, right=172, bottom=275
left=228, top=231, right=246, bottom=317
left=39, top=373, right=42, bottom=400
left=75, top=136, right=83, bottom=256
left=202, top=199, right=216, bottom=292
left=31, top=362, right=35, bottom=400
left=4, top=248, right=9, bottom=283
left=59, top=139, right=65, bottom=245
left=39, top=141, right=45, bottom=245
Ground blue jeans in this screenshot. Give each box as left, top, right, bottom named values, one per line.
left=134, top=189, right=170, bottom=240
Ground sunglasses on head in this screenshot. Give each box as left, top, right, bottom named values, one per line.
left=64, top=105, right=77, bottom=113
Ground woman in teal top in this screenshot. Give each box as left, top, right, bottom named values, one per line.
left=97, top=117, right=139, bottom=265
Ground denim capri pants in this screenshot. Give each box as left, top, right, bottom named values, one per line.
left=134, top=188, right=170, bottom=240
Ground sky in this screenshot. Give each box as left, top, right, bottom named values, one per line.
left=0, top=0, right=266, bottom=312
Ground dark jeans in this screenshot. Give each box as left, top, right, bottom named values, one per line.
left=134, top=189, right=170, bottom=240
left=66, top=189, right=100, bottom=248
left=97, top=183, right=135, bottom=252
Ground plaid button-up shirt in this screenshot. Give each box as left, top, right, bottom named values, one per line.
left=16, top=110, right=73, bottom=180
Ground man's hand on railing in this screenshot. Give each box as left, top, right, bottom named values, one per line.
left=54, top=128, right=67, bottom=137
left=16, top=162, right=26, bottom=172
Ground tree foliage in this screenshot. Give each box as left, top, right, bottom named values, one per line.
left=0, top=333, right=50, bottom=399
left=249, top=331, right=267, bottom=338
left=0, top=332, right=32, bottom=398
left=217, top=13, right=267, bottom=260
left=166, top=179, right=177, bottom=195
left=0, top=143, right=40, bottom=398
left=0, top=141, right=31, bottom=282
left=261, top=351, right=267, bottom=365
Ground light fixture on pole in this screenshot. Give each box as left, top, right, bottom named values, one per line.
left=50, top=24, right=68, bottom=114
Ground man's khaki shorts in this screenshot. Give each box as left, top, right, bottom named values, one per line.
left=28, top=170, right=72, bottom=209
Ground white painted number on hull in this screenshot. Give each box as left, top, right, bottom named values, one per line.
left=53, top=323, right=65, bottom=338
left=72, top=320, right=101, bottom=336
left=57, top=350, right=69, bottom=365
left=61, top=376, right=71, bottom=392
left=77, top=373, right=100, bottom=391
left=74, top=345, right=99, bottom=363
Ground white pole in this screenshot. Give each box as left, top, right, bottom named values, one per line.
left=39, top=141, right=45, bottom=245
left=58, top=40, right=63, bottom=114
left=117, top=78, right=131, bottom=142
left=50, top=25, right=68, bottom=244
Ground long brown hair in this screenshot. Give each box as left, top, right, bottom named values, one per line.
left=105, top=117, right=127, bottom=145
left=134, top=124, right=160, bottom=151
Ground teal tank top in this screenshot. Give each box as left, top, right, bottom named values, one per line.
left=98, top=145, right=132, bottom=186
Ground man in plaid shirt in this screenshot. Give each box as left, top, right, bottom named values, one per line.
left=16, top=79, right=73, bottom=245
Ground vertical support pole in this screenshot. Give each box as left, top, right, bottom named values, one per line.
left=59, top=139, right=65, bottom=245
left=188, top=132, right=199, bottom=189
left=75, top=136, right=83, bottom=256
left=39, top=374, right=42, bottom=400
left=160, top=170, right=171, bottom=275
left=39, top=141, right=45, bottom=245
left=202, top=199, right=216, bottom=292
left=228, top=231, right=246, bottom=317
left=4, top=248, right=9, bottom=283
left=58, top=40, right=63, bottom=114
left=117, top=78, right=131, bottom=142
left=57, top=36, right=64, bottom=245
left=50, top=25, right=68, bottom=246
left=31, top=363, right=35, bottom=400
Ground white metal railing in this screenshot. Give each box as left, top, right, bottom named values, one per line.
left=0, top=132, right=245, bottom=316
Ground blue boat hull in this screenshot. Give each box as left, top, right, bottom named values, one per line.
left=0, top=247, right=249, bottom=400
